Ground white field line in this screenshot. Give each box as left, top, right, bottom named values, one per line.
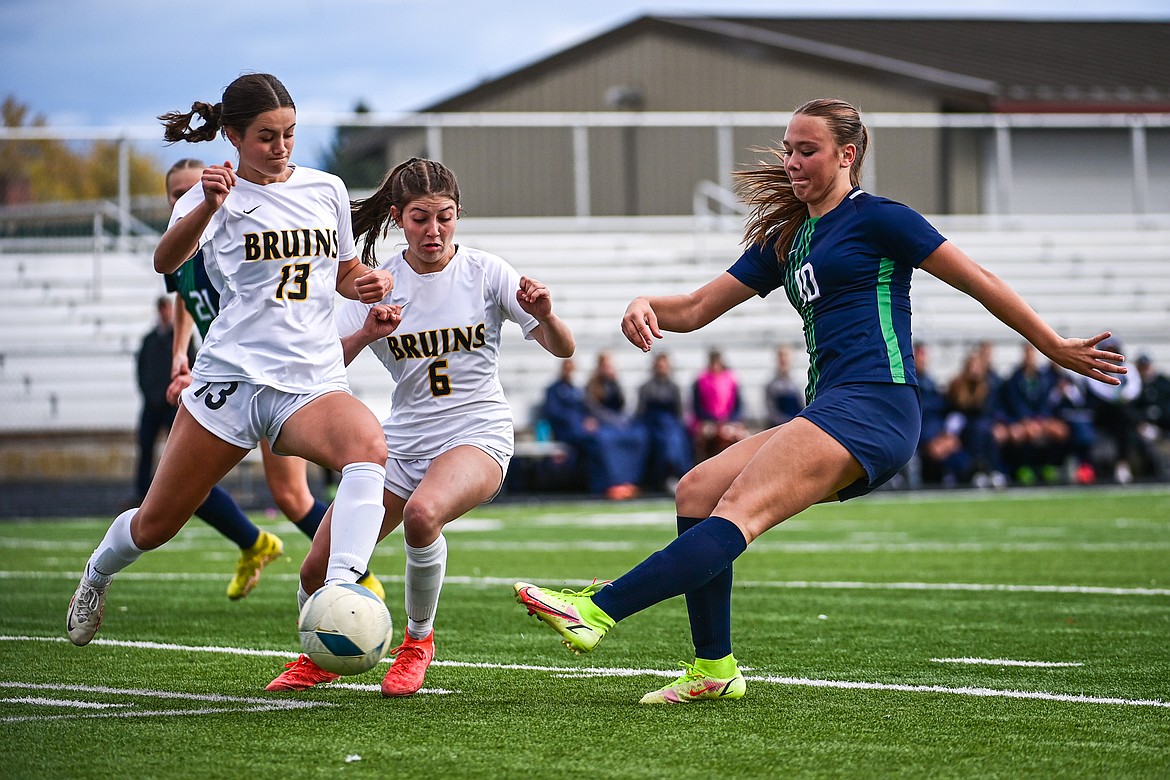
left=7, top=536, right=1170, bottom=555
left=2, top=569, right=1167, bottom=596
left=457, top=540, right=1170, bottom=554
left=932, top=658, right=1084, bottom=667
left=0, top=696, right=131, bottom=709
left=0, top=680, right=322, bottom=705
left=0, top=680, right=333, bottom=723
left=9, top=533, right=1170, bottom=558
left=1, top=636, right=1166, bottom=710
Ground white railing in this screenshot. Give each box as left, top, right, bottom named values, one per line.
left=2, top=110, right=1168, bottom=225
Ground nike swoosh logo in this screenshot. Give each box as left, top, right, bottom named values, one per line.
left=243, top=205, right=261, bottom=214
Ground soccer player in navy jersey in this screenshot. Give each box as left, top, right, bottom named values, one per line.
left=514, top=98, right=1127, bottom=704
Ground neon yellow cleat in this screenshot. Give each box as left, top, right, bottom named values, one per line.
left=513, top=581, right=614, bottom=654
left=639, top=661, right=746, bottom=704
left=227, top=530, right=283, bottom=600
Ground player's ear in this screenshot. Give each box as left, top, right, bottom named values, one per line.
left=389, top=205, right=401, bottom=227
left=839, top=143, right=857, bottom=168
left=225, top=127, right=242, bottom=150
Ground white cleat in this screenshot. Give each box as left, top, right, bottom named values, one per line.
left=66, top=577, right=109, bottom=646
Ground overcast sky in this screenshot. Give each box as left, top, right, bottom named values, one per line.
left=3, top=0, right=1167, bottom=168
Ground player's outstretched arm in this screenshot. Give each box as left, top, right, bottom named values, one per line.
left=920, top=241, right=1126, bottom=385
left=622, top=273, right=755, bottom=352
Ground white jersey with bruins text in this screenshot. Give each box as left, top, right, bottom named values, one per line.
left=333, top=246, right=539, bottom=460
left=169, top=164, right=355, bottom=393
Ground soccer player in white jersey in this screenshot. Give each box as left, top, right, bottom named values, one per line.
left=266, top=158, right=575, bottom=696
left=66, top=73, right=393, bottom=647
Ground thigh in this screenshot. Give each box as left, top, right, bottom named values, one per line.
left=403, top=446, right=503, bottom=546
left=137, top=404, right=249, bottom=548
left=259, top=439, right=311, bottom=493
left=259, top=439, right=307, bottom=482
left=275, top=391, right=386, bottom=471
left=714, top=417, right=864, bottom=543
left=675, top=426, right=780, bottom=518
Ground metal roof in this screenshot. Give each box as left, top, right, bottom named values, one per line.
left=426, top=16, right=1170, bottom=112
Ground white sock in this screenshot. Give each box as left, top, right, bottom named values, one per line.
left=297, top=585, right=310, bottom=613
left=325, top=461, right=386, bottom=585
left=86, top=509, right=144, bottom=584
left=405, top=534, right=447, bottom=640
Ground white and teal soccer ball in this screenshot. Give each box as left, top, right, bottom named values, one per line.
left=298, top=583, right=393, bottom=675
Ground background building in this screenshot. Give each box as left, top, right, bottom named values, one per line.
left=340, top=16, right=1170, bottom=217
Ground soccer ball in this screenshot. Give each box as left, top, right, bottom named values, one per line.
left=298, top=583, right=393, bottom=675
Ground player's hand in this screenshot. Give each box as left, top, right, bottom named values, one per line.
left=621, top=297, right=662, bottom=352
left=363, top=303, right=406, bottom=340
left=166, top=373, right=193, bottom=406
left=517, top=276, right=553, bottom=319
left=201, top=161, right=237, bottom=211
left=171, top=352, right=190, bottom=380
left=355, top=268, right=394, bottom=304
left=1051, top=331, right=1127, bottom=386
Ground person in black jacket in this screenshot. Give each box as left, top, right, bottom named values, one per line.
left=133, top=296, right=194, bottom=502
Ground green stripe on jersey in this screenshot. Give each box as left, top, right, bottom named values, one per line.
left=876, top=256, right=904, bottom=383
left=787, top=218, right=819, bottom=401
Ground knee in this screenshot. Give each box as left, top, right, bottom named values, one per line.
left=674, top=468, right=718, bottom=518
left=335, top=435, right=387, bottom=472
left=267, top=481, right=310, bottom=518
left=299, top=547, right=327, bottom=592
left=401, top=499, right=443, bottom=547
left=356, top=432, right=389, bottom=466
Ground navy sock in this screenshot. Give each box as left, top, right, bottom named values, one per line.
left=676, top=515, right=735, bottom=660
left=294, top=499, right=328, bottom=539
left=592, top=516, right=746, bottom=623
left=195, top=485, right=260, bottom=549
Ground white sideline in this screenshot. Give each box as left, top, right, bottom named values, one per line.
left=3, top=568, right=1169, bottom=596
left=0, top=679, right=333, bottom=723
left=932, top=658, right=1084, bottom=667
left=1, top=635, right=1166, bottom=710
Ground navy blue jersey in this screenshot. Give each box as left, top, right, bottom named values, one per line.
left=728, top=188, right=945, bottom=401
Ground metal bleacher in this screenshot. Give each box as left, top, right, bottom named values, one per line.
left=2, top=214, right=1169, bottom=439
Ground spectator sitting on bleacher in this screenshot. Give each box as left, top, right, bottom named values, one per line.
left=542, top=356, right=646, bottom=500
left=1048, top=370, right=1098, bottom=484
left=945, top=343, right=1005, bottom=488
left=690, top=349, right=749, bottom=463
left=635, top=352, right=692, bottom=493
left=993, top=343, right=1069, bottom=485
left=1134, top=354, right=1170, bottom=480
left=1084, top=337, right=1143, bottom=484
left=763, top=344, right=805, bottom=427
left=915, top=342, right=969, bottom=487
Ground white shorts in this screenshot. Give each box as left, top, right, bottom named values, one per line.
left=384, top=438, right=512, bottom=504
left=180, top=379, right=350, bottom=452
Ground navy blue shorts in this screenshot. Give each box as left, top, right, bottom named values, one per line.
left=797, top=382, right=921, bottom=501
